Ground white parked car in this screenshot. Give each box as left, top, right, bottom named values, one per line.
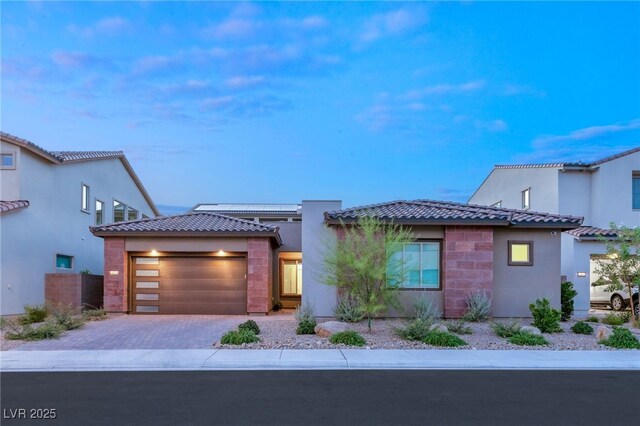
left=590, top=284, right=639, bottom=316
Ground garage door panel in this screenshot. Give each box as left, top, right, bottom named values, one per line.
left=131, top=256, right=247, bottom=315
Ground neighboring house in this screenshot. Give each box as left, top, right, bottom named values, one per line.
left=192, top=203, right=302, bottom=308
left=91, top=199, right=581, bottom=318
left=0, top=132, right=159, bottom=315
left=468, top=147, right=640, bottom=316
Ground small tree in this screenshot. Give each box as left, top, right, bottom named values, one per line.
left=593, top=224, right=640, bottom=322
left=322, top=216, right=414, bottom=331
left=560, top=281, right=578, bottom=321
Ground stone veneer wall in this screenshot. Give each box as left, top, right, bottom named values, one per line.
left=443, top=226, right=494, bottom=318
left=247, top=238, right=271, bottom=314
left=45, top=273, right=104, bottom=313
left=103, top=237, right=128, bottom=312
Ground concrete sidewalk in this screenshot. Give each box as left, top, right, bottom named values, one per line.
left=1, top=349, right=638, bottom=371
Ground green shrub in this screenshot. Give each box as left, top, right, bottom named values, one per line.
left=333, top=295, right=365, bottom=323
left=585, top=316, right=599, bottom=323
left=296, top=319, right=316, bottom=335
left=462, top=290, right=491, bottom=322
left=571, top=321, right=594, bottom=335
left=529, top=298, right=562, bottom=333
left=20, top=304, right=48, bottom=324
left=238, top=320, right=260, bottom=335
left=49, top=304, right=84, bottom=330
left=6, top=322, right=65, bottom=341
left=395, top=319, right=433, bottom=341
left=329, top=330, right=366, bottom=347
left=508, top=331, right=548, bottom=346
left=413, top=295, right=441, bottom=322
left=600, top=327, right=640, bottom=349
left=560, top=281, right=577, bottom=321
left=220, top=329, right=259, bottom=345
left=422, top=331, right=467, bottom=347
left=82, top=308, right=107, bottom=321
left=602, top=312, right=628, bottom=326
left=446, top=320, right=473, bottom=335
left=491, top=320, right=522, bottom=338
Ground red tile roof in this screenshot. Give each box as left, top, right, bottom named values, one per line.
left=0, top=200, right=29, bottom=214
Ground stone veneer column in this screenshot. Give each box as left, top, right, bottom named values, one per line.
left=247, top=238, right=271, bottom=314
left=103, top=237, right=128, bottom=312
left=443, top=226, right=494, bottom=318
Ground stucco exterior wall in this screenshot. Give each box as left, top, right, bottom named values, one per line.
left=558, top=171, right=592, bottom=221
left=492, top=228, right=562, bottom=317
left=0, top=140, right=21, bottom=200
left=590, top=153, right=640, bottom=228
left=0, top=145, right=156, bottom=315
left=301, top=200, right=341, bottom=317
left=469, top=167, right=559, bottom=213
left=570, top=239, right=608, bottom=317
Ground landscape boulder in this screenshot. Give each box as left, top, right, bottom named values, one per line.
left=314, top=321, right=350, bottom=337
left=430, top=323, right=448, bottom=333
left=520, top=326, right=542, bottom=336
left=596, top=326, right=612, bottom=341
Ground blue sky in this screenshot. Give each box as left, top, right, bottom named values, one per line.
left=2, top=1, right=639, bottom=213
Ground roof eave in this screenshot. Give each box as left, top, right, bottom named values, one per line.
left=509, top=222, right=582, bottom=230
left=90, top=230, right=282, bottom=246
left=117, top=156, right=161, bottom=217
left=324, top=217, right=511, bottom=227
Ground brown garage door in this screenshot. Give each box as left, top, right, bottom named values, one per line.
left=131, top=256, right=247, bottom=314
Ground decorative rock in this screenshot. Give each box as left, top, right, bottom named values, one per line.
left=596, top=326, right=612, bottom=341
left=314, top=321, right=350, bottom=337
left=430, top=323, right=448, bottom=333
left=520, top=326, right=542, bottom=335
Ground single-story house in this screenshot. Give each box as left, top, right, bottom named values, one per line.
left=91, top=199, right=582, bottom=318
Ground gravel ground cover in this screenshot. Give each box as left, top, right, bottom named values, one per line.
left=214, top=316, right=640, bottom=350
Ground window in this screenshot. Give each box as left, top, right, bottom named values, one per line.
left=142, top=214, right=150, bottom=219
left=388, top=242, right=441, bottom=289
left=633, top=172, right=640, bottom=209
left=1, top=152, right=15, bottom=169
left=508, top=241, right=533, bottom=266
left=56, top=254, right=73, bottom=269
left=281, top=259, right=302, bottom=296
left=491, top=201, right=502, bottom=208
left=95, top=200, right=104, bottom=225
left=113, top=200, right=125, bottom=222
left=81, top=184, right=90, bottom=212
left=521, top=188, right=530, bottom=210
left=128, top=207, right=139, bottom=221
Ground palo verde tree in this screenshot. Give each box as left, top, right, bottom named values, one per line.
left=322, top=216, right=414, bottom=331
left=593, top=224, right=640, bottom=322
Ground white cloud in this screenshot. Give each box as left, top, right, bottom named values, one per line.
left=403, top=80, right=486, bottom=99
left=475, top=119, right=508, bottom=133
left=360, top=7, right=429, bottom=43
left=225, top=75, right=266, bottom=89
left=68, top=16, right=130, bottom=38
left=533, top=119, right=640, bottom=146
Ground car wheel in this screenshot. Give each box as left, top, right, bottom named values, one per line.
left=634, top=302, right=639, bottom=318
left=611, top=295, right=625, bottom=311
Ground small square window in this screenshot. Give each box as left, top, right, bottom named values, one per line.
left=1, top=153, right=15, bottom=169
left=81, top=184, right=90, bottom=212
left=508, top=241, right=533, bottom=266
left=56, top=254, right=73, bottom=269
left=522, top=188, right=530, bottom=210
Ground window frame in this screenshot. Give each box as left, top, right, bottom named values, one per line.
left=55, top=253, right=74, bottom=270
left=508, top=240, right=534, bottom=266
left=127, top=207, right=139, bottom=221
left=633, top=171, right=640, bottom=210
left=81, top=183, right=90, bottom=213
left=491, top=200, right=502, bottom=208
left=1, top=152, right=16, bottom=170
left=521, top=188, right=530, bottom=210
left=113, top=199, right=126, bottom=223
left=390, top=240, right=443, bottom=291
left=279, top=258, right=303, bottom=297
left=95, top=199, right=104, bottom=225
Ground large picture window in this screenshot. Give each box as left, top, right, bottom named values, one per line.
left=388, top=242, right=441, bottom=289
left=281, top=259, right=302, bottom=296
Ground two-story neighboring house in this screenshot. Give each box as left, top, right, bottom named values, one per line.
left=0, top=132, right=159, bottom=315
left=469, top=147, right=640, bottom=316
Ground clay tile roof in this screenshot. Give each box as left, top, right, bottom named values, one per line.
left=494, top=146, right=640, bottom=169
left=325, top=199, right=582, bottom=229
left=0, top=200, right=30, bottom=214
left=90, top=212, right=282, bottom=244
left=51, top=151, right=124, bottom=162
left=565, top=226, right=618, bottom=240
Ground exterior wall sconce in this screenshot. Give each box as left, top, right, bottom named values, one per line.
left=577, top=272, right=587, bottom=278
left=109, top=271, right=119, bottom=275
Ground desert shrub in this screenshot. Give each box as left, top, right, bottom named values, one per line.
left=21, top=304, right=48, bottom=324
left=82, top=308, right=107, bottom=321
left=560, top=281, right=578, bottom=321
left=491, top=320, right=522, bottom=338
left=585, top=316, right=599, bottom=323
left=422, top=331, right=467, bottom=347
left=602, top=312, right=628, bottom=326
left=462, top=290, right=491, bottom=322
left=296, top=319, right=316, bottom=335
left=294, top=303, right=316, bottom=335
left=48, top=304, right=84, bottom=330
left=446, top=320, right=473, bottom=335
left=600, top=327, right=640, bottom=349
left=395, top=319, right=433, bottom=341
left=571, top=321, right=594, bottom=335
left=413, top=295, right=441, bottom=322
left=508, top=331, right=548, bottom=346
left=329, top=330, right=366, bottom=347
left=238, top=320, right=260, bottom=335
left=6, top=322, right=64, bottom=341
left=220, top=329, right=259, bottom=345
left=529, top=298, right=562, bottom=333
left=333, top=294, right=365, bottom=323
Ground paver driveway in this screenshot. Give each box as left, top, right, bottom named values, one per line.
left=12, top=314, right=290, bottom=351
